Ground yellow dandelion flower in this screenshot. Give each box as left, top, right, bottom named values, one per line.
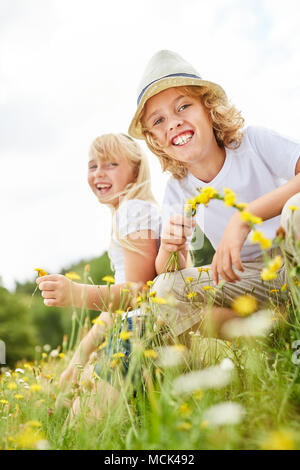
left=42, top=353, right=47, bottom=358
left=185, top=277, right=194, bottom=283
left=7, top=382, right=17, bottom=390
left=24, top=363, right=32, bottom=370
left=261, top=268, right=278, bottom=281
left=112, top=352, right=125, bottom=359
left=58, top=353, right=65, bottom=358
left=114, top=309, right=125, bottom=316
left=288, top=205, right=299, bottom=212
left=180, top=403, right=191, bottom=417
left=30, top=384, right=42, bottom=392
left=34, top=268, right=48, bottom=277
left=150, top=297, right=167, bottom=305
left=281, top=283, right=287, bottom=291
left=110, top=359, right=118, bottom=368
left=92, top=318, right=105, bottom=326
left=203, top=285, right=215, bottom=291
left=102, top=275, right=115, bottom=284
left=203, top=267, right=210, bottom=273
left=14, top=394, right=24, bottom=400
left=261, top=430, right=296, bottom=450
left=144, top=349, right=158, bottom=359
left=197, top=267, right=203, bottom=273
left=119, top=331, right=133, bottom=341
left=65, top=272, right=81, bottom=280
left=177, top=422, right=192, bottom=431
left=240, top=211, right=263, bottom=225
left=270, top=289, right=279, bottom=294
left=188, top=187, right=218, bottom=208
left=187, top=292, right=197, bottom=299
left=149, top=291, right=157, bottom=297
left=147, top=280, right=154, bottom=286
left=232, top=294, right=258, bottom=316
left=121, top=288, right=130, bottom=293
left=268, top=255, right=283, bottom=273
left=250, top=230, right=272, bottom=250
left=0, top=399, right=9, bottom=405
left=97, top=341, right=107, bottom=351
left=223, top=188, right=236, bottom=207
left=16, top=429, right=45, bottom=449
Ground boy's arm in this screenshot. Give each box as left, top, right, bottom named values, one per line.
left=155, top=214, right=195, bottom=274
left=211, top=160, right=300, bottom=285
left=155, top=245, right=188, bottom=274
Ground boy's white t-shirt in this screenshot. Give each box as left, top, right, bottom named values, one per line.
left=162, top=126, right=300, bottom=262
left=108, top=199, right=160, bottom=283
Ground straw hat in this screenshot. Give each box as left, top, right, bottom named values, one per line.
left=128, top=50, right=226, bottom=139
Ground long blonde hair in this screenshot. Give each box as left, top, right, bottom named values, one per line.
left=89, top=133, right=157, bottom=257
left=140, top=85, right=245, bottom=179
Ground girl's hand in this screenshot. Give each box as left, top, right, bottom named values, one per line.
left=211, top=212, right=250, bottom=285
left=161, top=214, right=196, bottom=253
left=36, top=274, right=82, bottom=307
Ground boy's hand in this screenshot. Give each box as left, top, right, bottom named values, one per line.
left=36, top=274, right=82, bottom=307
left=161, top=214, right=196, bottom=253
left=211, top=213, right=250, bottom=285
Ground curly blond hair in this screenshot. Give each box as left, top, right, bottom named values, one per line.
left=140, top=85, right=245, bottom=179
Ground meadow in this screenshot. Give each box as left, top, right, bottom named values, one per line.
left=1, top=190, right=300, bottom=451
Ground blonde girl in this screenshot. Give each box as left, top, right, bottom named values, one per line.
left=36, top=133, right=160, bottom=419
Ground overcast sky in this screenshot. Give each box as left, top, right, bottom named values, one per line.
left=1, top=0, right=299, bottom=291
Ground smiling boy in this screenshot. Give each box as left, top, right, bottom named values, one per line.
left=128, top=50, right=300, bottom=338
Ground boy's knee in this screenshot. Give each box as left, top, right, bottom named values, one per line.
left=281, top=192, right=300, bottom=238
left=152, top=271, right=180, bottom=298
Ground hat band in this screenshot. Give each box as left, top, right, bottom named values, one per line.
left=137, top=72, right=202, bottom=105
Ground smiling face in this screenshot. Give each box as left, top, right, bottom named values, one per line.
left=88, top=156, right=137, bottom=208
left=143, top=87, right=219, bottom=168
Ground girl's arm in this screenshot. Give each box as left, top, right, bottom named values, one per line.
left=123, top=229, right=159, bottom=282
left=211, top=159, right=300, bottom=285
left=36, top=230, right=158, bottom=309
left=36, top=275, right=139, bottom=311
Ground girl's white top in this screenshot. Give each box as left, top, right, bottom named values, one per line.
left=108, top=198, right=160, bottom=284
left=161, top=126, right=300, bottom=261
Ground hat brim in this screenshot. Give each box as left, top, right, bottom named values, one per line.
left=128, top=76, right=226, bottom=139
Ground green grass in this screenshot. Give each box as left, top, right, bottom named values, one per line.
left=1, top=245, right=300, bottom=450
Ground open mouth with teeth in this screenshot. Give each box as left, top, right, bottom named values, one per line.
left=171, top=131, right=194, bottom=147
left=96, top=183, right=112, bottom=195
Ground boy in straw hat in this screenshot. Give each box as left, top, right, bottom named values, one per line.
left=129, top=50, right=300, bottom=339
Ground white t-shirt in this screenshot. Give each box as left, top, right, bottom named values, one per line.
left=162, top=126, right=300, bottom=261
left=108, top=199, right=160, bottom=283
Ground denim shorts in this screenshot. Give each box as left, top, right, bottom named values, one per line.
left=94, top=315, right=142, bottom=382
